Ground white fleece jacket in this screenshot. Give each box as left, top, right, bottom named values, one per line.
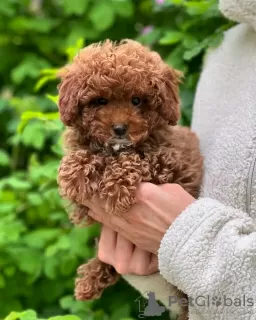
left=125, top=1, right=256, bottom=319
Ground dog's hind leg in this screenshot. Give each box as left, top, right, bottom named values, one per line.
left=75, top=257, right=119, bottom=300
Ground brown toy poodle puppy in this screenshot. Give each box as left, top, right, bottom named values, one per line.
left=57, top=39, right=203, bottom=320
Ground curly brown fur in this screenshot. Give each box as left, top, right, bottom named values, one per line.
left=70, top=204, right=94, bottom=226
left=99, top=153, right=152, bottom=214
left=57, top=39, right=203, bottom=320
left=75, top=257, right=119, bottom=300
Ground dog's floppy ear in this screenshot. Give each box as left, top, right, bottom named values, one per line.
left=157, top=67, right=183, bottom=126
left=57, top=66, right=80, bottom=126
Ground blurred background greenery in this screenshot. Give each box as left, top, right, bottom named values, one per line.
left=0, top=0, right=231, bottom=319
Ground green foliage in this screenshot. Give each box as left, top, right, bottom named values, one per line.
left=4, top=310, right=81, bottom=320
left=0, top=0, right=232, bottom=319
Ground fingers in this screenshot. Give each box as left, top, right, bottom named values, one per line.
left=98, top=226, right=135, bottom=273
left=98, top=226, right=158, bottom=276
left=114, top=244, right=157, bottom=275
left=130, top=247, right=157, bottom=275
left=114, top=233, right=135, bottom=274
left=148, top=254, right=158, bottom=274
left=97, top=225, right=117, bottom=265
left=113, top=233, right=158, bottom=275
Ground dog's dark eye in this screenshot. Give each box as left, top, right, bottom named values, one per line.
left=132, top=97, right=141, bottom=106
left=91, top=97, right=108, bottom=107
left=97, top=97, right=108, bottom=105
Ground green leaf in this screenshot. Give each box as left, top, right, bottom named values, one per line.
left=183, top=43, right=205, bottom=61
left=20, top=310, right=38, bottom=320
left=48, top=316, right=81, bottom=320
left=66, top=38, right=85, bottom=62
left=159, top=31, right=183, bottom=45
left=60, top=254, right=78, bottom=276
left=40, top=68, right=60, bottom=76
left=10, top=17, right=58, bottom=33
left=165, top=46, right=187, bottom=73
left=38, top=161, right=59, bottom=179
left=45, top=235, right=71, bottom=257
left=27, top=193, right=43, bottom=206
left=137, top=27, right=161, bottom=46
left=34, top=75, right=57, bottom=92
left=11, top=55, right=50, bottom=85
left=5, top=176, right=31, bottom=190
left=111, top=304, right=130, bottom=320
left=208, top=32, right=224, bottom=49
left=47, top=95, right=59, bottom=105
left=59, top=295, right=74, bottom=310
left=89, top=1, right=115, bottom=31
left=24, top=229, right=61, bottom=249
left=112, top=0, right=134, bottom=18
left=18, top=111, right=59, bottom=133
left=4, top=266, right=16, bottom=277
left=66, top=25, right=96, bottom=47
left=180, top=88, right=194, bottom=109
left=0, top=98, right=8, bottom=112
left=0, top=203, right=16, bottom=215
left=183, top=34, right=198, bottom=49
left=0, top=149, right=10, bottom=166
left=4, top=312, right=21, bottom=320
left=62, top=0, right=89, bottom=15
left=0, top=1, right=15, bottom=17
left=44, top=256, right=59, bottom=279
left=8, top=248, right=42, bottom=275
left=0, top=219, right=25, bottom=245
left=0, top=274, right=6, bottom=288
left=184, top=0, right=215, bottom=16
left=51, top=143, right=64, bottom=157
left=21, top=122, right=46, bottom=150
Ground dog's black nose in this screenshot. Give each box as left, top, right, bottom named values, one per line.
left=113, top=124, right=127, bottom=136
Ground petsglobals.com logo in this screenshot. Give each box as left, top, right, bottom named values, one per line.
left=169, top=295, right=254, bottom=308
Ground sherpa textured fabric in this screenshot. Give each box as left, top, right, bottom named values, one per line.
left=125, top=1, right=256, bottom=319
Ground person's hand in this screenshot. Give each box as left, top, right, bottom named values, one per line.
left=85, top=183, right=195, bottom=254
left=98, top=225, right=158, bottom=275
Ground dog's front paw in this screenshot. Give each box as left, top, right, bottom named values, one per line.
left=58, top=150, right=104, bottom=203
left=99, top=153, right=144, bottom=215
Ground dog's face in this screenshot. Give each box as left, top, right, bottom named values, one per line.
left=58, top=40, right=181, bottom=151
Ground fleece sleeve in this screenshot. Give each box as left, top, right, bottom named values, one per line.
left=158, top=197, right=256, bottom=319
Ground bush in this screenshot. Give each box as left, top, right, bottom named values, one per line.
left=0, top=0, right=231, bottom=319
